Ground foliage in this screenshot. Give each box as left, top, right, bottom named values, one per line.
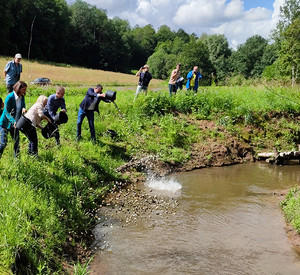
left=0, top=62, right=299, bottom=273
left=200, top=34, right=232, bottom=82
left=230, top=35, right=269, bottom=78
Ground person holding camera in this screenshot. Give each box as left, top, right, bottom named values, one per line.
left=168, top=63, right=181, bottom=96
left=186, top=66, right=202, bottom=93
left=134, top=65, right=152, bottom=100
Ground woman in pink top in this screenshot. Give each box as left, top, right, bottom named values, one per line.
left=25, top=95, right=51, bottom=155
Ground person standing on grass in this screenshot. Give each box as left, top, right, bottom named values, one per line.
left=76, top=84, right=110, bottom=142
left=44, top=86, right=66, bottom=145
left=24, top=95, right=52, bottom=156
left=4, top=53, right=23, bottom=93
left=134, top=65, right=152, bottom=100
left=186, top=66, right=202, bottom=93
left=168, top=63, right=181, bottom=96
left=0, top=81, right=27, bottom=159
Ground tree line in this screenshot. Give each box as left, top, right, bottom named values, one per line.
left=0, top=0, right=298, bottom=85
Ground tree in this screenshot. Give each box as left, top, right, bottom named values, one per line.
left=231, top=35, right=268, bottom=78
left=200, top=34, right=232, bottom=82
left=156, top=25, right=175, bottom=43
left=131, top=25, right=157, bottom=68
left=147, top=49, right=177, bottom=79
left=272, top=0, right=300, bottom=85
left=179, top=40, right=214, bottom=85
left=278, top=18, right=300, bottom=85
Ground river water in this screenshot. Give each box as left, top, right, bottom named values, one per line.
left=90, top=162, right=300, bottom=274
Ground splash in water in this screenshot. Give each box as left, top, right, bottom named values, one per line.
left=145, top=175, right=182, bottom=193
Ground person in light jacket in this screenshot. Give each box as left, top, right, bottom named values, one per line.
left=0, top=81, right=27, bottom=158
left=25, top=95, right=52, bottom=155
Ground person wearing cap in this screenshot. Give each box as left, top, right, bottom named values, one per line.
left=4, top=53, right=23, bottom=93
left=168, top=63, right=181, bottom=96
left=186, top=66, right=202, bottom=93
left=0, top=81, right=27, bottom=159
left=134, top=65, right=152, bottom=100
left=76, top=84, right=110, bottom=142
left=43, top=86, right=66, bottom=145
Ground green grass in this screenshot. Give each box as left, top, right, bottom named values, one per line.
left=0, top=83, right=299, bottom=273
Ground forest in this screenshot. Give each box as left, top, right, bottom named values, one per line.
left=0, top=0, right=299, bottom=85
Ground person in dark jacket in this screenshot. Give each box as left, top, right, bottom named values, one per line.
left=134, top=64, right=152, bottom=100
left=43, top=86, right=66, bottom=145
left=76, top=84, right=109, bottom=142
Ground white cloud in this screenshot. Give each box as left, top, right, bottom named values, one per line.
left=65, top=0, right=285, bottom=48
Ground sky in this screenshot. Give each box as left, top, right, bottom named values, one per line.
left=66, top=0, right=286, bottom=49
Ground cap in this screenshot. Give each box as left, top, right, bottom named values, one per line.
left=15, top=53, right=22, bottom=59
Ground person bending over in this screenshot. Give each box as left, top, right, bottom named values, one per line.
left=44, top=86, right=66, bottom=145
left=77, top=84, right=110, bottom=142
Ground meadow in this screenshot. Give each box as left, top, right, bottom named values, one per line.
left=0, top=59, right=299, bottom=274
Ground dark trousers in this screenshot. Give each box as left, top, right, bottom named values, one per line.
left=6, top=84, right=14, bottom=93
left=26, top=128, right=38, bottom=155
left=43, top=111, right=60, bottom=145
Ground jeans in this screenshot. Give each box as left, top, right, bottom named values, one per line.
left=169, top=84, right=177, bottom=96
left=77, top=107, right=95, bottom=141
left=0, top=126, right=20, bottom=158
left=135, top=85, right=148, bottom=99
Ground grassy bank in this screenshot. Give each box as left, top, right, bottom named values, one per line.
left=0, top=80, right=299, bottom=273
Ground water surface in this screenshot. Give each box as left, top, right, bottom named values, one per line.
left=90, top=162, right=300, bottom=274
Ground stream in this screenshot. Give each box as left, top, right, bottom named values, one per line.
left=90, top=162, right=300, bottom=274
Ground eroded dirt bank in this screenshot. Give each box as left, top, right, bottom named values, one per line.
left=117, top=120, right=255, bottom=179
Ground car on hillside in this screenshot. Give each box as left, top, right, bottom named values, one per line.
left=31, top=77, right=51, bottom=85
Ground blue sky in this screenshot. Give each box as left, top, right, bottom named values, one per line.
left=243, top=0, right=274, bottom=10
left=66, top=0, right=285, bottom=49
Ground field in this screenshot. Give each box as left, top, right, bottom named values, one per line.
left=0, top=57, right=163, bottom=87
left=0, top=58, right=299, bottom=274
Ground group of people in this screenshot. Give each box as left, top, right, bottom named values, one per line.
left=0, top=81, right=66, bottom=158
left=134, top=63, right=202, bottom=98
left=0, top=53, right=203, bottom=158
left=0, top=54, right=112, bottom=158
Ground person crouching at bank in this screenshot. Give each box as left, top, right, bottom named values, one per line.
left=76, top=84, right=110, bottom=142
left=43, top=86, right=66, bottom=145
left=25, top=95, right=52, bottom=156
left=0, top=81, right=27, bottom=159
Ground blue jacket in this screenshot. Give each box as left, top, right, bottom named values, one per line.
left=186, top=71, right=202, bottom=90
left=79, top=88, right=109, bottom=113
left=0, top=92, right=26, bottom=130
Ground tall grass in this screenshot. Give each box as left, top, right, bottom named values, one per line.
left=0, top=81, right=299, bottom=273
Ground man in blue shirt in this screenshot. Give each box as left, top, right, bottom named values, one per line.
left=4, top=54, right=23, bottom=93
left=77, top=84, right=110, bottom=142
left=44, top=86, right=66, bottom=145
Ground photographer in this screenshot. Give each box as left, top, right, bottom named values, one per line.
left=134, top=65, right=152, bottom=100
left=186, top=66, right=202, bottom=93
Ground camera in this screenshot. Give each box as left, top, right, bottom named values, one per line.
left=142, top=67, right=145, bottom=69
